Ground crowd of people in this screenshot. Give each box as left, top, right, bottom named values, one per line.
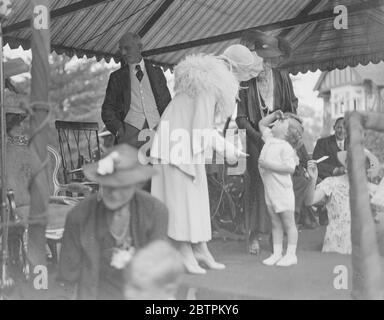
left=4, top=30, right=382, bottom=300
left=59, top=31, right=383, bottom=299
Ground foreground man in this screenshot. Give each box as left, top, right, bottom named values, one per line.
left=58, top=144, right=168, bottom=300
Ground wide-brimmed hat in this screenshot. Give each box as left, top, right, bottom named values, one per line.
left=337, top=149, right=380, bottom=177
left=83, top=144, right=157, bottom=188
left=220, top=44, right=264, bottom=80
left=241, top=30, right=292, bottom=59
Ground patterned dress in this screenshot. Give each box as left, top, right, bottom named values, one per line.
left=317, top=175, right=377, bottom=254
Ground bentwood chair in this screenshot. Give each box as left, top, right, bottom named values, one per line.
left=55, top=120, right=100, bottom=193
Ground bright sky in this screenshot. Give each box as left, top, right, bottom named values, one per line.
left=292, top=70, right=323, bottom=116
left=4, top=44, right=323, bottom=117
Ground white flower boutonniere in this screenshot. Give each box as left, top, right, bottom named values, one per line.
left=97, top=151, right=119, bottom=175
left=110, top=247, right=135, bottom=270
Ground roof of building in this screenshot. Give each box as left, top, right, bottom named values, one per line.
left=3, top=0, right=384, bottom=74
left=314, top=61, right=384, bottom=92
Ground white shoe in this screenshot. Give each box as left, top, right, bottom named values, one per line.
left=262, top=254, right=282, bottom=266
left=195, top=254, right=226, bottom=270
left=184, top=262, right=207, bottom=275
left=276, top=254, right=297, bottom=267
left=179, top=243, right=207, bottom=275
left=192, top=242, right=226, bottom=270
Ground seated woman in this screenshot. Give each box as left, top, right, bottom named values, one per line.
left=305, top=149, right=380, bottom=254
left=4, top=108, right=32, bottom=217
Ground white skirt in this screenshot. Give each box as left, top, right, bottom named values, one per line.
left=151, top=163, right=212, bottom=243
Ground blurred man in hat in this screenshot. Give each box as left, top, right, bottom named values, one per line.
left=236, top=31, right=316, bottom=255
left=101, top=32, right=171, bottom=149
left=57, top=144, right=169, bottom=300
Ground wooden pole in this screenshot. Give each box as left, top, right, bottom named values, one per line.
left=27, top=0, right=51, bottom=275
left=346, top=111, right=384, bottom=299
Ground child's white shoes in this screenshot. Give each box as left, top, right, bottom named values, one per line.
left=262, top=254, right=282, bottom=266
left=276, top=254, right=297, bottom=267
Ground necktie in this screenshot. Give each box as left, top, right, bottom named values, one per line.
left=135, top=64, right=144, bottom=82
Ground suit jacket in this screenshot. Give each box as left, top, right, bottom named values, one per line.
left=312, top=134, right=346, bottom=180
left=57, top=190, right=168, bottom=300
left=101, top=60, right=171, bottom=140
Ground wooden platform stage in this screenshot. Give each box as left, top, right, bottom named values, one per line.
left=177, top=226, right=384, bottom=300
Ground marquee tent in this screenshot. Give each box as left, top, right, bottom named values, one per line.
left=2, top=0, right=384, bottom=73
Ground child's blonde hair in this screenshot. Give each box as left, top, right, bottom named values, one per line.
left=283, top=112, right=304, bottom=150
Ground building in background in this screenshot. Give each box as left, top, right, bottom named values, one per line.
left=314, top=62, right=384, bottom=136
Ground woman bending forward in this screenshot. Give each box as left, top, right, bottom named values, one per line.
left=150, top=45, right=262, bottom=274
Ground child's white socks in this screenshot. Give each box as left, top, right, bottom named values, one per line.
left=276, top=244, right=297, bottom=267
left=262, top=244, right=282, bottom=266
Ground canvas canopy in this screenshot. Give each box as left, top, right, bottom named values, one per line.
left=3, top=0, right=384, bottom=72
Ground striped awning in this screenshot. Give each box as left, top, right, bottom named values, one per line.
left=3, top=0, right=384, bottom=73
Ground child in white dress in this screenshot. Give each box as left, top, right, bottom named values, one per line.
left=258, top=110, right=303, bottom=266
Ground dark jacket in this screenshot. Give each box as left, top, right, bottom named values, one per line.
left=236, top=69, right=298, bottom=132
left=57, top=190, right=168, bottom=300
left=101, top=60, right=171, bottom=138
left=312, top=134, right=346, bottom=180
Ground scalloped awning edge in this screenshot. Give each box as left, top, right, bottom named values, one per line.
left=283, top=53, right=384, bottom=75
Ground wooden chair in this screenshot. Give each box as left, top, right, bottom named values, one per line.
left=55, top=120, right=101, bottom=188
left=45, top=145, right=93, bottom=264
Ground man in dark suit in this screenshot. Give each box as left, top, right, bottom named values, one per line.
left=312, top=117, right=346, bottom=225
left=312, top=117, right=347, bottom=180
left=101, top=32, right=171, bottom=149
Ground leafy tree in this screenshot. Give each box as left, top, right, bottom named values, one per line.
left=48, top=53, right=116, bottom=124
left=5, top=53, right=117, bottom=147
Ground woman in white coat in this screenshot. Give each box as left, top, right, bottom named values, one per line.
left=151, top=45, right=263, bottom=274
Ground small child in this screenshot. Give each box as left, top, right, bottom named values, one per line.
left=258, top=110, right=304, bottom=266
left=123, top=240, right=185, bottom=300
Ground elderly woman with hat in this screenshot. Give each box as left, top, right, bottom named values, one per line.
left=150, top=44, right=261, bottom=274
left=236, top=31, right=316, bottom=255
left=305, top=149, right=381, bottom=254
left=58, top=144, right=169, bottom=300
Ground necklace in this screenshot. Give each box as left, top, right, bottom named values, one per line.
left=108, top=206, right=132, bottom=250
left=257, top=67, right=274, bottom=113
left=7, top=135, right=28, bottom=146
left=256, top=82, right=271, bottom=118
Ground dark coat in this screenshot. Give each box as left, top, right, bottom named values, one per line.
left=312, top=134, right=345, bottom=180
left=101, top=60, right=171, bottom=140
left=57, top=190, right=168, bottom=300
left=237, top=69, right=298, bottom=130
left=236, top=69, right=299, bottom=233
